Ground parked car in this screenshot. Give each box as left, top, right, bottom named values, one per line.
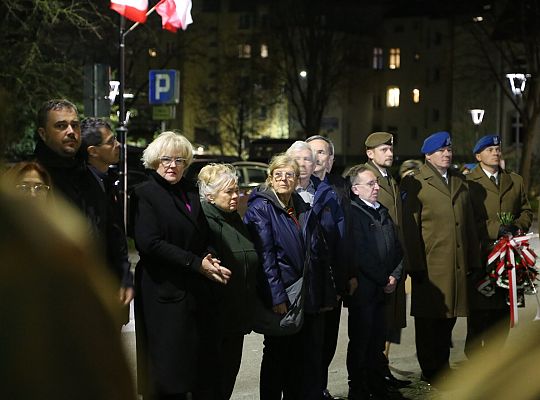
left=232, top=161, right=269, bottom=216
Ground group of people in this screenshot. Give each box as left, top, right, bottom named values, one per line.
left=2, top=98, right=534, bottom=400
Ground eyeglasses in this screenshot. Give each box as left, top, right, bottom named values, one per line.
left=15, top=183, right=50, bottom=196
left=97, top=135, right=118, bottom=146
left=353, top=178, right=380, bottom=188
left=272, top=172, right=296, bottom=181
left=159, top=156, right=186, bottom=167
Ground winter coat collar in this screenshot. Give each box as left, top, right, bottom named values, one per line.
left=147, top=170, right=201, bottom=224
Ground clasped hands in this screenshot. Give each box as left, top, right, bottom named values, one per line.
left=201, top=254, right=231, bottom=284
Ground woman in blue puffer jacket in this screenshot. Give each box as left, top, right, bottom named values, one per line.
left=244, top=153, right=326, bottom=400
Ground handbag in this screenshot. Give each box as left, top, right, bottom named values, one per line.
left=252, top=234, right=311, bottom=336
left=252, top=276, right=305, bottom=336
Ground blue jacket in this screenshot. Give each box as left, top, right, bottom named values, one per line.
left=312, top=176, right=346, bottom=297
left=244, top=185, right=324, bottom=313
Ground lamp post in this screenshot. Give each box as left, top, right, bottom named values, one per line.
left=506, top=73, right=528, bottom=172
left=469, top=108, right=485, bottom=141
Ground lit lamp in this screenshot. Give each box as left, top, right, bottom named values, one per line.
left=469, top=108, right=485, bottom=141
left=506, top=73, right=528, bottom=171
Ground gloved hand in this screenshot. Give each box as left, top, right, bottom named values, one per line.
left=498, top=224, right=520, bottom=238
left=476, top=277, right=495, bottom=297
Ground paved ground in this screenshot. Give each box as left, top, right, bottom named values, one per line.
left=122, top=229, right=540, bottom=399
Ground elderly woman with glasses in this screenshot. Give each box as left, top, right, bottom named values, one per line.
left=244, top=153, right=325, bottom=400
left=131, top=131, right=231, bottom=400
left=197, top=163, right=258, bottom=399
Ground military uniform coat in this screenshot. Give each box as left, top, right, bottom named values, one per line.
left=467, top=166, right=533, bottom=310
left=364, top=161, right=406, bottom=329
left=401, top=163, right=480, bottom=318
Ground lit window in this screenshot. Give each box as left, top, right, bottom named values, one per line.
left=260, top=44, right=269, bottom=58
left=373, top=47, right=383, bottom=70
left=412, top=88, right=420, bottom=103
left=386, top=87, right=400, bottom=107
left=238, top=44, right=251, bottom=59
left=389, top=48, right=400, bottom=69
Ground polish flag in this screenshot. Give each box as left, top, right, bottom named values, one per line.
left=110, top=0, right=149, bottom=23
left=156, top=0, right=193, bottom=32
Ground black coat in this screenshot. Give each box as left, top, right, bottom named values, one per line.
left=132, top=171, right=221, bottom=395
left=35, top=140, right=128, bottom=287
left=347, top=198, right=403, bottom=307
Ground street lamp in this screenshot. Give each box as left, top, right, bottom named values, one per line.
left=506, top=73, right=528, bottom=171
left=469, top=108, right=485, bottom=141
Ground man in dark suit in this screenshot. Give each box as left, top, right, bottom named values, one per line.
left=346, top=165, right=403, bottom=400
left=81, top=117, right=134, bottom=318
left=465, top=135, right=533, bottom=357
left=363, top=132, right=410, bottom=389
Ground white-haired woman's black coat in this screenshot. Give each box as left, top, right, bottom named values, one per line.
left=132, top=170, right=222, bottom=398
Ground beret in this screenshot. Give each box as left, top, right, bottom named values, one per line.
left=421, top=131, right=452, bottom=154
left=473, top=135, right=501, bottom=154
left=365, top=132, right=393, bottom=148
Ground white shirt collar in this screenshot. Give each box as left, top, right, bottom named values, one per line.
left=360, top=198, right=380, bottom=209
left=481, top=167, right=499, bottom=180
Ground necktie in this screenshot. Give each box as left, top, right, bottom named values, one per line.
left=287, top=207, right=300, bottom=228
left=490, top=175, right=498, bottom=187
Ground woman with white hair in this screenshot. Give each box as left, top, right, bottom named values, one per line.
left=131, top=131, right=231, bottom=400
left=198, top=163, right=258, bottom=399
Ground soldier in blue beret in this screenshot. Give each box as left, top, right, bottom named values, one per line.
left=400, top=131, right=481, bottom=384
left=465, top=135, right=533, bottom=358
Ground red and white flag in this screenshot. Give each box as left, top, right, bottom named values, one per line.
left=156, top=0, right=193, bottom=32
left=110, top=0, right=149, bottom=23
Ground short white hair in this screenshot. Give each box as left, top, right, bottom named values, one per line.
left=197, top=163, right=238, bottom=201
left=142, top=131, right=193, bottom=170
left=285, top=141, right=315, bottom=162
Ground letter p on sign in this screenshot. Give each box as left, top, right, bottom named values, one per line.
left=149, top=70, right=180, bottom=105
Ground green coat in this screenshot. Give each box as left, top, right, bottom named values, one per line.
left=401, top=163, right=481, bottom=318
left=466, top=166, right=533, bottom=310
left=202, top=202, right=258, bottom=335
left=364, top=160, right=406, bottom=329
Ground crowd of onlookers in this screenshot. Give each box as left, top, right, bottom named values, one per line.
left=1, top=98, right=536, bottom=400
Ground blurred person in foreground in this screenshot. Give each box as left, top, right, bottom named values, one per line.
left=131, top=131, right=231, bottom=400
left=198, top=163, right=258, bottom=399
left=465, top=135, right=532, bottom=358
left=400, top=131, right=480, bottom=384
left=306, top=135, right=350, bottom=400
left=345, top=165, right=404, bottom=400
left=0, top=178, right=135, bottom=400
left=244, top=153, right=323, bottom=400
left=4, top=161, right=52, bottom=201
left=439, top=319, right=540, bottom=399
left=363, top=132, right=410, bottom=389
left=81, top=117, right=134, bottom=321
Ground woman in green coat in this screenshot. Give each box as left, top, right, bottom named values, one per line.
left=198, top=163, right=258, bottom=399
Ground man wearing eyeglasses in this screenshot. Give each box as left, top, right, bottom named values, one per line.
left=400, top=131, right=480, bottom=385
left=81, top=117, right=135, bottom=320
left=346, top=165, right=403, bottom=400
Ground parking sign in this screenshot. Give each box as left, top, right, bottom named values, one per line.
left=149, top=70, right=180, bottom=104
